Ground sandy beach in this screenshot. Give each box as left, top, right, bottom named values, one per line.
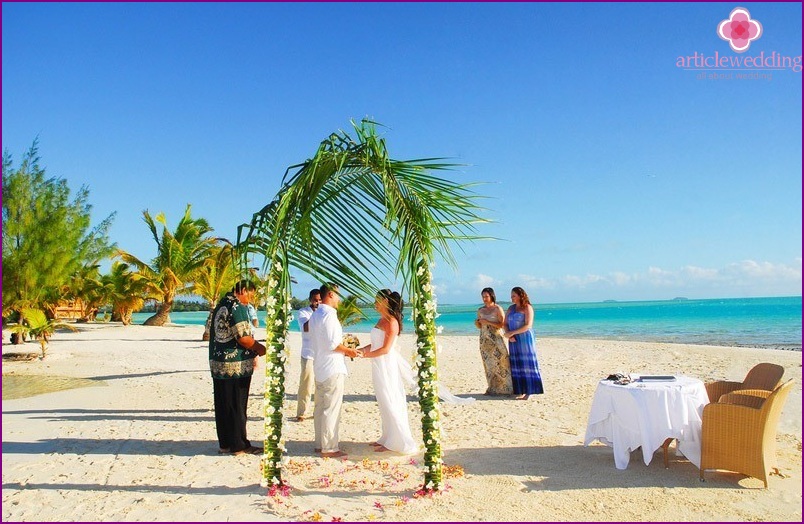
left=2, top=323, right=801, bottom=522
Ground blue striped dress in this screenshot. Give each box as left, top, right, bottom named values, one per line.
left=506, top=307, right=544, bottom=395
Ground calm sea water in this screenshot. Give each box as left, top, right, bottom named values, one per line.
left=133, top=296, right=802, bottom=351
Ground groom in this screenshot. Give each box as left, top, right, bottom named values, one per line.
left=308, top=283, right=361, bottom=458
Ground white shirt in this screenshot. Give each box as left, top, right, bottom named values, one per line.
left=309, top=303, right=347, bottom=383
left=246, top=304, right=258, bottom=325
left=297, top=306, right=315, bottom=360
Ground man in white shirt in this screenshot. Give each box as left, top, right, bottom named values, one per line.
left=247, top=303, right=260, bottom=370
left=246, top=303, right=259, bottom=328
left=309, top=283, right=361, bottom=458
left=294, top=289, right=321, bottom=422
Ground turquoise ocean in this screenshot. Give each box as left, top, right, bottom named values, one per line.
left=133, top=296, right=801, bottom=351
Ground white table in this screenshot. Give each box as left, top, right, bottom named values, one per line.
left=584, top=375, right=709, bottom=469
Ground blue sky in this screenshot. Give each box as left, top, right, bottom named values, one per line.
left=2, top=2, right=801, bottom=305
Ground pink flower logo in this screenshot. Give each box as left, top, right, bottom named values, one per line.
left=717, top=7, right=762, bottom=53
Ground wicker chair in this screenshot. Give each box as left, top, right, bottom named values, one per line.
left=699, top=379, right=794, bottom=487
left=705, top=363, right=784, bottom=403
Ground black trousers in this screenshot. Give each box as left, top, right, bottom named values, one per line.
left=212, top=376, right=252, bottom=452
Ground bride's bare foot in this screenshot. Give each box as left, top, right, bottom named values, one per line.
left=373, top=445, right=390, bottom=452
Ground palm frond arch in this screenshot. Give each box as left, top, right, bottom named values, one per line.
left=238, top=120, right=487, bottom=490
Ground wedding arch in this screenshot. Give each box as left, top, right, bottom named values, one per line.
left=237, top=120, right=487, bottom=490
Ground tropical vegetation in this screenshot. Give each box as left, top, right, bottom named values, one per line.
left=62, top=263, right=108, bottom=322
left=195, top=243, right=238, bottom=340
left=137, top=299, right=208, bottom=313
left=104, top=262, right=152, bottom=325
left=6, top=308, right=78, bottom=359
left=337, top=294, right=367, bottom=327
left=2, top=141, right=116, bottom=322
left=117, top=205, right=219, bottom=326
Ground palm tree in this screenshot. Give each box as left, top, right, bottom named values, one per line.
left=337, top=294, right=366, bottom=327
left=103, top=261, right=151, bottom=325
left=240, top=120, right=487, bottom=490
left=194, top=242, right=237, bottom=341
left=118, top=205, right=217, bottom=326
left=7, top=308, right=77, bottom=359
left=64, top=263, right=108, bottom=322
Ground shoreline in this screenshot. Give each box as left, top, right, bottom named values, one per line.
left=2, top=323, right=802, bottom=521
left=10, top=320, right=803, bottom=352
left=129, top=295, right=803, bottom=350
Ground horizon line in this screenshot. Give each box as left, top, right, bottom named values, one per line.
left=146, top=294, right=802, bottom=309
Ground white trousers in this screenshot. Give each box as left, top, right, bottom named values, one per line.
left=314, top=373, right=345, bottom=453
left=296, top=357, right=315, bottom=418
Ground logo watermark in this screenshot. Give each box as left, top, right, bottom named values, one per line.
left=676, top=7, right=801, bottom=81
left=717, top=7, right=762, bottom=53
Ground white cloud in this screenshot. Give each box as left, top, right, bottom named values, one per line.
left=519, top=274, right=555, bottom=290
left=561, top=273, right=607, bottom=287
left=680, top=265, right=719, bottom=280
left=473, top=273, right=497, bottom=288
left=611, top=272, right=632, bottom=286
left=539, top=260, right=797, bottom=300
left=647, top=266, right=674, bottom=277
left=725, top=260, right=801, bottom=280
left=434, top=259, right=801, bottom=303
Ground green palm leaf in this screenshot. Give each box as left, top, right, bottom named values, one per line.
left=7, top=308, right=78, bottom=358
left=117, top=204, right=218, bottom=325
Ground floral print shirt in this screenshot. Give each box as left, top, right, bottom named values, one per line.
left=208, top=292, right=258, bottom=379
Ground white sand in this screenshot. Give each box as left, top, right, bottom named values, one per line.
left=2, top=323, right=801, bottom=522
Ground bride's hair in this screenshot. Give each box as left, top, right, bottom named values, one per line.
left=377, top=288, right=404, bottom=333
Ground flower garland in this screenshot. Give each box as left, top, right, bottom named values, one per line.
left=410, top=259, right=444, bottom=491
left=261, top=257, right=292, bottom=487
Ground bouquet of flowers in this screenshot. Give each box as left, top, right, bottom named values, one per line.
left=342, top=334, right=360, bottom=361
left=342, top=333, right=360, bottom=349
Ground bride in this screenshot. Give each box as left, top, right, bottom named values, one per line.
left=358, top=289, right=419, bottom=454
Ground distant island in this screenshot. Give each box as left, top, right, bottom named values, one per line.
left=673, top=297, right=689, bottom=301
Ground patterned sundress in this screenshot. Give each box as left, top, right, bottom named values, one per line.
left=477, top=310, right=514, bottom=395
left=506, top=307, right=544, bottom=395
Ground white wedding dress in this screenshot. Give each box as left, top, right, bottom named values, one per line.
left=370, top=327, right=419, bottom=454
left=369, top=327, right=475, bottom=454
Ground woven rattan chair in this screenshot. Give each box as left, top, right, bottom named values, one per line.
left=699, top=379, right=794, bottom=487
left=705, top=363, right=784, bottom=403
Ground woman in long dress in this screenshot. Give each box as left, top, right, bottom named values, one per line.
left=358, top=289, right=418, bottom=454
left=503, top=286, right=544, bottom=400
left=474, top=287, right=514, bottom=395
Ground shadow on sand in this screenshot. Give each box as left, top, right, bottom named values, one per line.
left=444, top=445, right=742, bottom=490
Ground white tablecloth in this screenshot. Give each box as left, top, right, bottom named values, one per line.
left=583, top=375, right=709, bottom=469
